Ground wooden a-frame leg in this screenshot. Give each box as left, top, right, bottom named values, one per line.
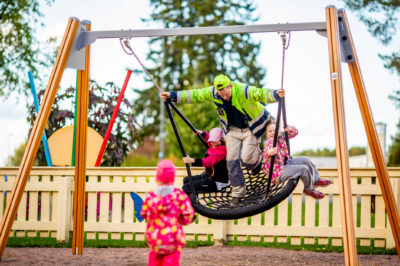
left=326, top=6, right=358, bottom=266
left=0, top=18, right=81, bottom=260
left=72, top=22, right=91, bottom=255
left=340, top=9, right=400, bottom=260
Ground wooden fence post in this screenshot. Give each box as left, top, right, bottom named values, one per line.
left=326, top=6, right=358, bottom=265
left=0, top=18, right=80, bottom=259
left=387, top=178, right=400, bottom=249
left=213, top=220, right=227, bottom=245
left=57, top=176, right=73, bottom=243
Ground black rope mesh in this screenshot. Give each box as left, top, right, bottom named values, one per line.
left=194, top=167, right=296, bottom=210
left=164, top=100, right=299, bottom=219
left=190, top=168, right=299, bottom=220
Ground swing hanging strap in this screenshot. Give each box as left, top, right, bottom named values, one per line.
left=120, top=38, right=163, bottom=92
left=266, top=31, right=291, bottom=195
left=265, top=99, right=283, bottom=195
left=279, top=31, right=291, bottom=156
left=122, top=38, right=208, bottom=148
left=120, top=38, right=202, bottom=195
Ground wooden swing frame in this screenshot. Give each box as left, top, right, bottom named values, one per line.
left=0, top=6, right=399, bottom=266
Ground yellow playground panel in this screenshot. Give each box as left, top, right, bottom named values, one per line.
left=47, top=125, right=103, bottom=166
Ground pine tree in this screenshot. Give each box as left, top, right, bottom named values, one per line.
left=341, top=1, right=400, bottom=74
left=131, top=0, right=266, bottom=158
left=389, top=90, right=400, bottom=165
left=388, top=122, right=400, bottom=166
left=340, top=0, right=400, bottom=165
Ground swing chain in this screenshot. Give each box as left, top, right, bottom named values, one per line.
left=120, top=38, right=163, bottom=92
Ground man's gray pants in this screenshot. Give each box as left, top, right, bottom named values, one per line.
left=225, top=126, right=261, bottom=198
left=281, top=156, right=320, bottom=190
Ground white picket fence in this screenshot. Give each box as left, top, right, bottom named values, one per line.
left=0, top=167, right=399, bottom=249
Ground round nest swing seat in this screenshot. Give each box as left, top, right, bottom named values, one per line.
left=189, top=168, right=300, bottom=220
left=120, top=32, right=298, bottom=220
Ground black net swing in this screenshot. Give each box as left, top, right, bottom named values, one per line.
left=120, top=32, right=299, bottom=220
left=164, top=99, right=299, bottom=220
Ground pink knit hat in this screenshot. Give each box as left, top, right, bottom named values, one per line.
left=156, top=160, right=176, bottom=185
left=208, top=127, right=224, bottom=143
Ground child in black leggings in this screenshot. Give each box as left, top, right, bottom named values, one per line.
left=182, top=127, right=229, bottom=195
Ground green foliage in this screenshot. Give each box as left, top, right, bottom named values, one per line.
left=5, top=142, right=27, bottom=166
left=86, top=81, right=139, bottom=166
left=340, top=0, right=400, bottom=78
left=27, top=80, right=138, bottom=166
left=0, top=0, right=55, bottom=98
left=131, top=0, right=266, bottom=158
left=348, top=146, right=366, bottom=156
left=122, top=150, right=186, bottom=166
left=341, top=1, right=400, bottom=46
left=165, top=95, right=220, bottom=159
left=294, top=147, right=336, bottom=157
left=294, top=146, right=365, bottom=157
left=388, top=121, right=400, bottom=166
left=122, top=154, right=160, bottom=167
left=389, top=90, right=400, bottom=165
left=340, top=0, right=400, bottom=165
left=389, top=87, right=400, bottom=106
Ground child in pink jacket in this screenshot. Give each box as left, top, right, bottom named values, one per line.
left=262, top=122, right=331, bottom=199
left=182, top=127, right=229, bottom=195
left=141, top=160, right=195, bottom=266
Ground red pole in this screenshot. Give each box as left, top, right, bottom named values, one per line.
left=95, top=70, right=132, bottom=166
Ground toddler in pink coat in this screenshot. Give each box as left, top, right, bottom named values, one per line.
left=141, top=160, right=195, bottom=266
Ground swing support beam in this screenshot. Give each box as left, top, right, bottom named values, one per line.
left=0, top=6, right=399, bottom=266
left=77, top=22, right=327, bottom=50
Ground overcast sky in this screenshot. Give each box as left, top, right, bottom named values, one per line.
left=0, top=0, right=399, bottom=165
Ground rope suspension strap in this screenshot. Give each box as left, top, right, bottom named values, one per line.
left=120, top=36, right=299, bottom=219
left=265, top=100, right=283, bottom=196
left=163, top=99, right=197, bottom=198
left=120, top=38, right=208, bottom=147
left=120, top=38, right=163, bottom=92
left=265, top=31, right=291, bottom=196
left=119, top=38, right=198, bottom=194
left=279, top=31, right=291, bottom=155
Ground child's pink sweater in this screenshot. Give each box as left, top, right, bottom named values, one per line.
left=141, top=187, right=195, bottom=254
left=262, top=127, right=298, bottom=183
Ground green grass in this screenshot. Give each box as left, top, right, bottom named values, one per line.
left=6, top=237, right=212, bottom=249
left=6, top=234, right=397, bottom=255
left=6, top=233, right=212, bottom=249
left=7, top=236, right=68, bottom=248
left=286, top=200, right=371, bottom=228
left=5, top=202, right=395, bottom=255
left=227, top=237, right=397, bottom=255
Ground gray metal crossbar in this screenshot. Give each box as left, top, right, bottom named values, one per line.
left=77, top=22, right=326, bottom=50
left=66, top=20, right=327, bottom=69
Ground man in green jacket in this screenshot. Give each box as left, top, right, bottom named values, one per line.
left=160, top=74, right=285, bottom=206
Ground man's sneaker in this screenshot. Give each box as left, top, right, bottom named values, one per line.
left=314, top=178, right=332, bottom=187
left=303, top=189, right=324, bottom=200
left=231, top=197, right=242, bottom=207
left=251, top=162, right=262, bottom=175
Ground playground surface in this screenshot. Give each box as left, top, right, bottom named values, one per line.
left=0, top=246, right=398, bottom=265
